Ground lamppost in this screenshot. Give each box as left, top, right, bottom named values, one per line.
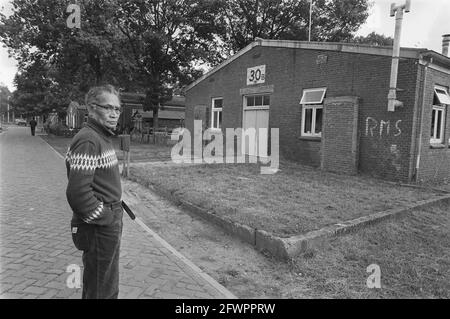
left=387, top=0, right=411, bottom=112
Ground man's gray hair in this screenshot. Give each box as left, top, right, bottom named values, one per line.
left=85, top=84, right=121, bottom=108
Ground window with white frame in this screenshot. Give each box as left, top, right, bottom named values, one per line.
left=245, top=94, right=270, bottom=108
left=431, top=106, right=445, bottom=144
left=211, top=98, right=223, bottom=129
left=435, top=87, right=450, bottom=105
left=300, top=88, right=326, bottom=137
left=430, top=86, right=450, bottom=144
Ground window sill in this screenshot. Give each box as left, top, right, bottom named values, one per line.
left=430, top=143, right=446, bottom=149
left=298, top=136, right=321, bottom=142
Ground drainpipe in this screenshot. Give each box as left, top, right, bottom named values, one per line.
left=388, top=0, right=411, bottom=112
left=415, top=57, right=432, bottom=182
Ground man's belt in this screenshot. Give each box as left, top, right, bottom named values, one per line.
left=108, top=201, right=122, bottom=210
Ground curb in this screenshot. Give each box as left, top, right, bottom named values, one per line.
left=129, top=175, right=450, bottom=262
left=276, top=193, right=450, bottom=259
left=383, top=181, right=450, bottom=195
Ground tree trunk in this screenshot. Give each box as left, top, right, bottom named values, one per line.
left=153, top=104, right=159, bottom=143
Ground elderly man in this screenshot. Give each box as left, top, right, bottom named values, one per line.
left=65, top=84, right=123, bottom=299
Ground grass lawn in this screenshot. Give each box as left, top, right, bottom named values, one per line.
left=287, top=203, right=450, bottom=298
left=41, top=133, right=173, bottom=162
left=128, top=161, right=441, bottom=237
left=41, top=132, right=443, bottom=237
left=122, top=178, right=449, bottom=299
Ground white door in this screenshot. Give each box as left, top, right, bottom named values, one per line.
left=243, top=107, right=269, bottom=157
left=243, top=109, right=257, bottom=156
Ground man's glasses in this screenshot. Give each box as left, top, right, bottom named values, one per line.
left=91, top=103, right=122, bottom=113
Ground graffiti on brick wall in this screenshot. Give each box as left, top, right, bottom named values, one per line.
left=365, top=117, right=402, bottom=138
left=365, top=117, right=404, bottom=175
left=367, top=139, right=403, bottom=176
left=389, top=144, right=401, bottom=172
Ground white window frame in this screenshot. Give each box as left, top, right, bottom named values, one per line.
left=430, top=86, right=448, bottom=144
left=430, top=106, right=445, bottom=144
left=434, top=86, right=450, bottom=105
left=211, top=97, right=223, bottom=130
left=300, top=87, right=326, bottom=138
left=300, top=87, right=327, bottom=105
left=244, top=94, right=270, bottom=110
left=301, top=105, right=323, bottom=138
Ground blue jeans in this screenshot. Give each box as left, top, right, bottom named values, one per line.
left=71, top=208, right=123, bottom=299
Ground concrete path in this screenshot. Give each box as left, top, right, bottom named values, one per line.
left=0, top=126, right=235, bottom=299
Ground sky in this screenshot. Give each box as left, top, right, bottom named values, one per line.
left=0, top=0, right=449, bottom=92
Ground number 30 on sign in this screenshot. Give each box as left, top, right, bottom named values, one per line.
left=247, top=65, right=266, bottom=85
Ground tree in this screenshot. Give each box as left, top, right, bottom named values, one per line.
left=1, top=0, right=218, bottom=126
left=8, top=59, right=66, bottom=118
left=206, top=0, right=371, bottom=54
left=0, top=84, right=12, bottom=120
left=113, top=0, right=218, bottom=133
left=311, top=0, right=370, bottom=42
left=0, top=0, right=133, bottom=116
left=53, top=1, right=138, bottom=91
left=200, top=0, right=309, bottom=53
left=352, top=31, right=394, bottom=46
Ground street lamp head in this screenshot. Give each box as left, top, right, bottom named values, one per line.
left=390, top=3, right=396, bottom=16
left=404, top=0, right=411, bottom=13
left=390, top=0, right=411, bottom=16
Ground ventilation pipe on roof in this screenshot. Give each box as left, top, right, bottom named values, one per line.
left=443, top=34, right=450, bottom=57
left=388, top=0, right=411, bottom=112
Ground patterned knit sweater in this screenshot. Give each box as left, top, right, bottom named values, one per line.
left=65, top=118, right=122, bottom=226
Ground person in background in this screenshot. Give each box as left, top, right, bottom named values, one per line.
left=29, top=118, right=37, bottom=136
left=65, top=84, right=123, bottom=299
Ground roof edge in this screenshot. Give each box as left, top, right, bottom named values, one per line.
left=259, top=39, right=426, bottom=58
left=186, top=39, right=450, bottom=92
left=185, top=41, right=259, bottom=92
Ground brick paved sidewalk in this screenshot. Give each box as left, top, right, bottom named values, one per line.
left=0, top=127, right=236, bottom=299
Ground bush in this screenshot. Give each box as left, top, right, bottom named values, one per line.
left=48, top=122, right=73, bottom=136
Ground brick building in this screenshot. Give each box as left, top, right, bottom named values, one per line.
left=185, top=38, right=450, bottom=182
left=66, top=101, right=88, bottom=129
left=120, top=92, right=185, bottom=133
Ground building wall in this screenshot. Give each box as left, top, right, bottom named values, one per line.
left=322, top=96, right=360, bottom=175
left=121, top=107, right=184, bottom=133
left=186, top=46, right=421, bottom=181
left=76, top=109, right=88, bottom=128
left=415, top=66, right=450, bottom=182
left=120, top=107, right=133, bottom=131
